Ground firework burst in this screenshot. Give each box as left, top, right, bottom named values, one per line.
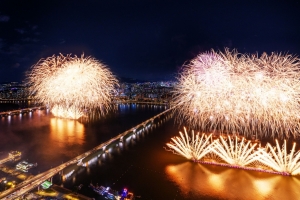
left=166, top=129, right=300, bottom=175
left=172, top=49, right=300, bottom=138
left=27, top=54, right=118, bottom=119
left=166, top=127, right=214, bottom=160
left=257, top=140, right=300, bottom=175
left=211, top=135, right=258, bottom=166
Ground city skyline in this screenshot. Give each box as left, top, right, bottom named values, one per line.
left=0, top=0, right=300, bottom=82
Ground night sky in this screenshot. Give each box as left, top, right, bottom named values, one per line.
left=0, top=0, right=300, bottom=82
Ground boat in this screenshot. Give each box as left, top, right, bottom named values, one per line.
left=90, top=184, right=134, bottom=200
left=120, top=188, right=134, bottom=200
left=16, top=161, right=37, bottom=172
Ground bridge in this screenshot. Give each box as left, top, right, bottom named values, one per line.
left=0, top=107, right=172, bottom=199
left=0, top=98, right=33, bottom=103
left=0, top=101, right=168, bottom=118
left=0, top=106, right=47, bottom=118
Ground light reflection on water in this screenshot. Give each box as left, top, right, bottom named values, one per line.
left=50, top=118, right=85, bottom=146
left=0, top=103, right=165, bottom=174
left=165, top=161, right=300, bottom=200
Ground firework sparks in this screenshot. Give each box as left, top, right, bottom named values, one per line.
left=166, top=127, right=214, bottom=160
left=172, top=49, right=300, bottom=138
left=257, top=140, right=300, bottom=175
left=51, top=105, right=83, bottom=119
left=27, top=54, right=118, bottom=119
left=166, top=129, right=300, bottom=175
left=211, top=135, right=258, bottom=166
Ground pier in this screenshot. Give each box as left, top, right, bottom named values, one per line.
left=0, top=151, right=21, bottom=165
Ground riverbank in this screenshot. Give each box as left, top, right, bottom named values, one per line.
left=22, top=184, right=92, bottom=200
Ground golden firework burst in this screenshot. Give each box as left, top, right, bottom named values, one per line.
left=27, top=54, right=118, bottom=119
left=172, top=49, right=300, bottom=138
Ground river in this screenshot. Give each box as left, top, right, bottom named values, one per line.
left=0, top=104, right=300, bottom=200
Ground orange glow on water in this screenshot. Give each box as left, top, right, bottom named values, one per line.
left=50, top=118, right=85, bottom=146
left=165, top=162, right=300, bottom=200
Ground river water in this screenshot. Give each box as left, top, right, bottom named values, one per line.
left=0, top=104, right=300, bottom=200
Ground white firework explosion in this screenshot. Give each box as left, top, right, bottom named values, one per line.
left=172, top=49, right=300, bottom=138
left=27, top=54, right=118, bottom=119
left=166, top=129, right=300, bottom=176
left=166, top=127, right=214, bottom=160
left=256, top=140, right=300, bottom=175
left=211, top=135, right=258, bottom=166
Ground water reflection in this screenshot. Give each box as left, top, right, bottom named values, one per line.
left=7, top=115, right=11, bottom=124
left=50, top=118, right=85, bottom=146
left=165, top=162, right=300, bottom=200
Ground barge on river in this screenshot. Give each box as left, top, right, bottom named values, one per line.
left=90, top=184, right=134, bottom=200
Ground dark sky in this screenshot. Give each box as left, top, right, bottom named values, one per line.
left=0, top=0, right=300, bottom=82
